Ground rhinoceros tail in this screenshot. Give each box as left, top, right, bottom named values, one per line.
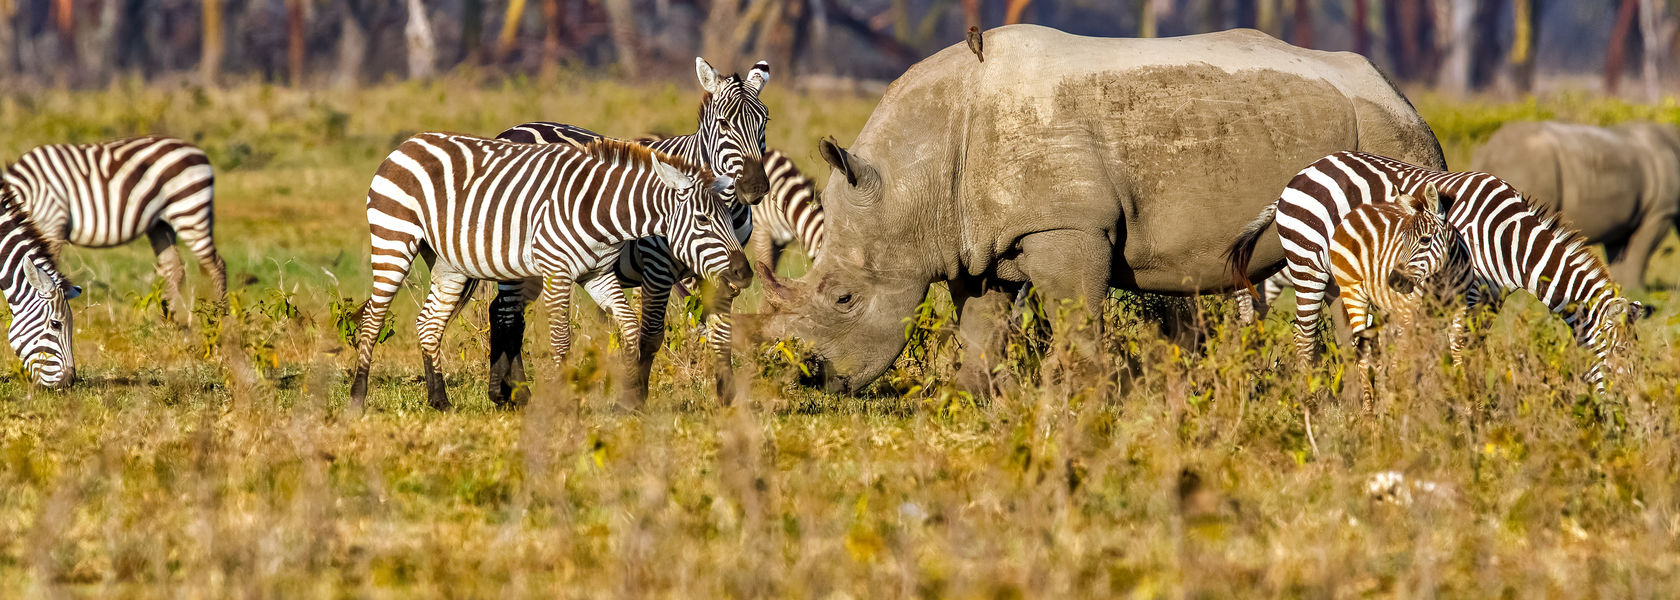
left=1224, top=202, right=1278, bottom=296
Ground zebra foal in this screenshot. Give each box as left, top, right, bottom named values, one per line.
left=0, top=187, right=81, bottom=388
left=1328, top=185, right=1465, bottom=405
left=350, top=133, right=749, bottom=410
left=1227, top=151, right=1650, bottom=394
left=3, top=136, right=224, bottom=316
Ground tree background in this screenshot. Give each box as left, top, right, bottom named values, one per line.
left=0, top=1, right=1671, bottom=98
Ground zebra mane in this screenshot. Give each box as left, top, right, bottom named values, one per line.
left=582, top=138, right=718, bottom=190
left=1513, top=190, right=1617, bottom=292
left=0, top=179, right=56, bottom=263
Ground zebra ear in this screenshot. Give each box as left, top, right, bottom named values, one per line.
left=746, top=61, right=770, bottom=92
left=696, top=57, right=722, bottom=94
left=1423, top=183, right=1443, bottom=215
left=1629, top=300, right=1654, bottom=322
left=24, top=263, right=54, bottom=296
left=650, top=158, right=695, bottom=192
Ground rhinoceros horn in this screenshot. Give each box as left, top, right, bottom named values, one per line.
left=755, top=261, right=806, bottom=312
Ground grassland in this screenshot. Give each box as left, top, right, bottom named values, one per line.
left=1, top=77, right=1679, bottom=597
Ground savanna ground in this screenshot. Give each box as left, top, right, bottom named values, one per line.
left=2, top=77, right=1680, bottom=597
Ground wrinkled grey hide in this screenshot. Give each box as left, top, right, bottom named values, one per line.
left=753, top=25, right=1444, bottom=393
left=1470, top=121, right=1680, bottom=288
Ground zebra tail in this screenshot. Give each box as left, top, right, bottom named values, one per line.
left=1224, top=202, right=1278, bottom=296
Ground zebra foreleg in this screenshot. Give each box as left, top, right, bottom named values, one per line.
left=581, top=275, right=645, bottom=408
left=633, top=277, right=674, bottom=406
left=415, top=265, right=477, bottom=411
left=488, top=278, right=538, bottom=408
left=540, top=275, right=576, bottom=400
left=701, top=280, right=741, bottom=405
left=146, top=225, right=187, bottom=322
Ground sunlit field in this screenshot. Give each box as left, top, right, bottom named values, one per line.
left=3, top=77, right=1680, bottom=597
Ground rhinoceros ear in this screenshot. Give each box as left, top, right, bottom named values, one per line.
left=819, top=136, right=870, bottom=188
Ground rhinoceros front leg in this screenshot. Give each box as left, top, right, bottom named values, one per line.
left=949, top=277, right=1018, bottom=397
left=1013, top=229, right=1113, bottom=383
left=1606, top=212, right=1674, bottom=290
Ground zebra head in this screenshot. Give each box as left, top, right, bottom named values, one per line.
left=650, top=158, right=752, bottom=296
left=695, top=57, right=771, bottom=205
left=5, top=250, right=79, bottom=389
left=1390, top=184, right=1455, bottom=291
left=1580, top=294, right=1653, bottom=386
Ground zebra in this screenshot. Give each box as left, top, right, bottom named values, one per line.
left=350, top=133, right=750, bottom=411
left=1327, top=185, right=1466, bottom=405
left=2, top=136, right=224, bottom=317
left=1227, top=151, right=1651, bottom=393
left=748, top=148, right=825, bottom=273
left=0, top=186, right=81, bottom=388
left=485, top=57, right=771, bottom=407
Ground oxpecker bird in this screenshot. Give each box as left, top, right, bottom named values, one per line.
left=967, top=26, right=984, bottom=62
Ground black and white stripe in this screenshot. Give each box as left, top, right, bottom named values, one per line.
left=1227, top=151, right=1650, bottom=392
left=349, top=133, right=748, bottom=409
left=0, top=186, right=81, bottom=388
left=485, top=57, right=772, bottom=405
left=3, top=136, right=224, bottom=313
left=750, top=149, right=825, bottom=270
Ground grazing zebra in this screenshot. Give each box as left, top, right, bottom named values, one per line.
left=1328, top=185, right=1465, bottom=405
left=3, top=137, right=224, bottom=316
left=0, top=187, right=81, bottom=388
left=485, top=57, right=771, bottom=407
left=350, top=133, right=750, bottom=410
left=1227, top=151, right=1651, bottom=393
left=748, top=148, right=825, bottom=272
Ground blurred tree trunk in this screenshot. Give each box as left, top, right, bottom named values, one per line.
left=1607, top=0, right=1637, bottom=95
left=962, top=0, right=979, bottom=28
left=405, top=0, right=435, bottom=78
left=540, top=0, right=564, bottom=72
left=1385, top=0, right=1434, bottom=82
left=1351, top=0, right=1368, bottom=56
left=602, top=0, right=637, bottom=76
left=1257, top=0, right=1277, bottom=35
left=1434, top=0, right=1473, bottom=95
left=462, top=0, right=484, bottom=63
left=334, top=6, right=368, bottom=88
left=497, top=0, right=527, bottom=62
left=202, top=0, right=222, bottom=86
left=1140, top=0, right=1157, bottom=37
left=288, top=0, right=305, bottom=85
left=1233, top=0, right=1256, bottom=28
left=1509, top=0, right=1540, bottom=92
left=1469, top=0, right=1501, bottom=89
left=1291, top=0, right=1312, bottom=48
left=0, top=0, right=13, bottom=79
left=86, top=0, right=121, bottom=85
left=1003, top=0, right=1031, bottom=25
left=1205, top=0, right=1225, bottom=31
left=1640, top=0, right=1672, bottom=101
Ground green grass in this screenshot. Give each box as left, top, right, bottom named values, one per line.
left=3, top=78, right=1680, bottom=597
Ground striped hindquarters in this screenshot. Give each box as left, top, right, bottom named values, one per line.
left=754, top=149, right=825, bottom=258
left=3, top=137, right=214, bottom=249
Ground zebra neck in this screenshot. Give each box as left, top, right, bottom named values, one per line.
left=0, top=226, right=44, bottom=308
left=647, top=135, right=708, bottom=168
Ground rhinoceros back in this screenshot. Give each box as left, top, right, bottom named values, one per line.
left=846, top=25, right=1443, bottom=293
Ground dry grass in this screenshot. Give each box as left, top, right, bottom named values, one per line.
left=1, top=78, right=1679, bottom=597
